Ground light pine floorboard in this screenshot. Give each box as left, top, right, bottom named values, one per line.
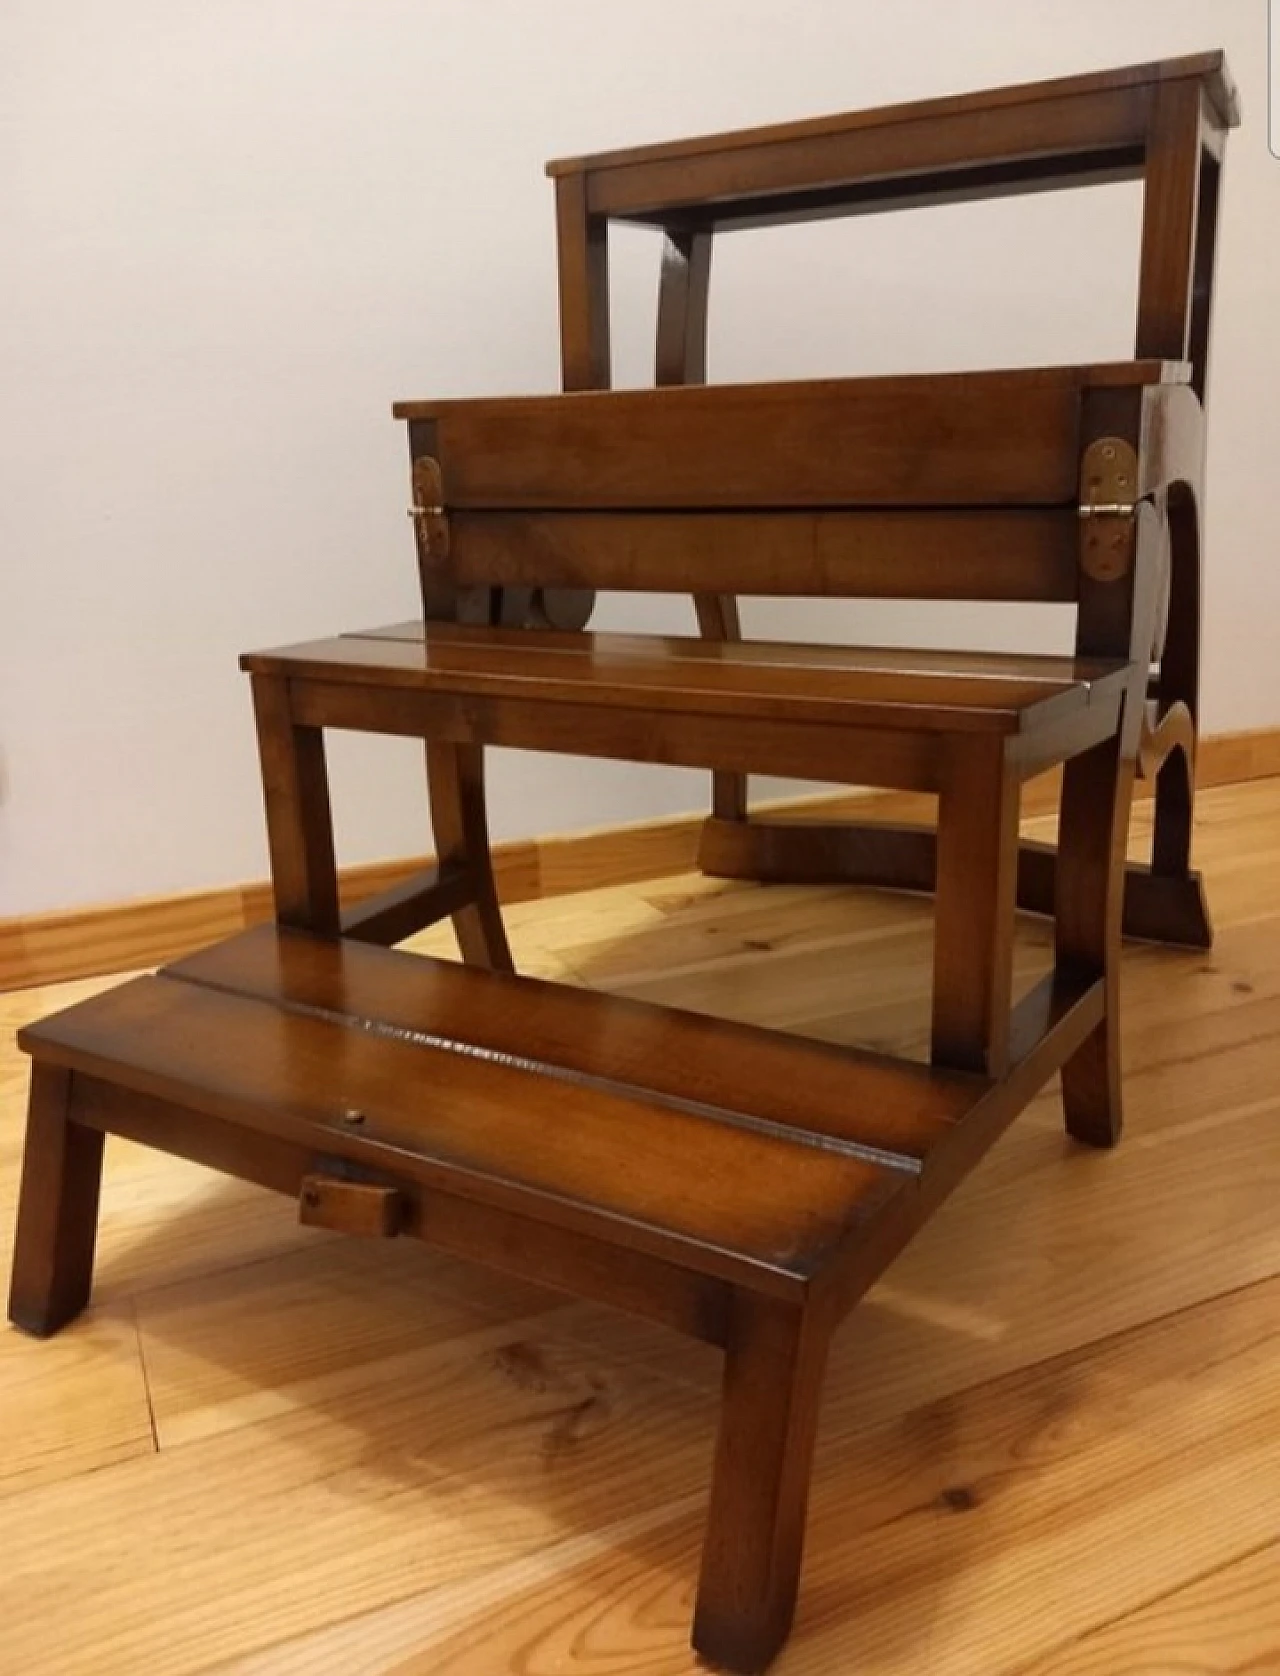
left=2, top=779, right=1279, bottom=1673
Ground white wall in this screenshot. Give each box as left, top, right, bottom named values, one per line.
left=2, top=0, right=1276, bottom=916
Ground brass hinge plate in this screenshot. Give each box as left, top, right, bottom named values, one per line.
left=409, top=456, right=449, bottom=560
left=1079, top=436, right=1139, bottom=582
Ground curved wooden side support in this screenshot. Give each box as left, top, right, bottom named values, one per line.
left=656, top=227, right=749, bottom=823
left=1149, top=478, right=1203, bottom=879
left=425, top=742, right=514, bottom=972
left=1138, top=699, right=1196, bottom=780
left=1056, top=736, right=1135, bottom=1147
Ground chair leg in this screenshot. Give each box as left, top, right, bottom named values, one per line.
left=693, top=1293, right=829, bottom=1674
left=1055, top=736, right=1136, bottom=1148
left=8, top=1065, right=104, bottom=1337
left=931, top=737, right=1020, bottom=1078
left=425, top=742, right=514, bottom=973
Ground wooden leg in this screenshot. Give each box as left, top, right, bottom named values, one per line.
left=693, top=1294, right=829, bottom=1674
left=251, top=673, right=340, bottom=935
left=1055, top=737, right=1135, bottom=1148
left=652, top=223, right=748, bottom=831
left=694, top=595, right=749, bottom=824
left=426, top=742, right=513, bottom=972
left=8, top=1066, right=104, bottom=1337
left=931, top=738, right=1020, bottom=1077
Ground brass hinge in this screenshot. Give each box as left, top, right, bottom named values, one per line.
left=1078, top=435, right=1139, bottom=582
left=408, top=456, right=449, bottom=560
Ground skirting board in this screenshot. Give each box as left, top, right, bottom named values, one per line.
left=4, top=725, right=1278, bottom=993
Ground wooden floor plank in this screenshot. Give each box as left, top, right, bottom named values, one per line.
left=0, top=1318, right=719, bottom=1675
left=135, top=1238, right=568, bottom=1448
left=251, top=1273, right=1280, bottom=1676
left=0, top=1303, right=154, bottom=1498
left=1019, top=1536, right=1280, bottom=1674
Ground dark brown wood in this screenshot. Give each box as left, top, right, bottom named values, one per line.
left=286, top=671, right=949, bottom=793
left=655, top=226, right=712, bottom=386
left=554, top=172, right=610, bottom=391
left=546, top=54, right=1236, bottom=245
left=62, top=1072, right=733, bottom=1345
left=579, top=86, right=1155, bottom=227
left=169, top=926, right=976, bottom=1165
left=931, top=738, right=1020, bottom=1076
left=245, top=628, right=1130, bottom=737
left=1149, top=477, right=1206, bottom=888
left=251, top=673, right=340, bottom=935
left=1186, top=146, right=1224, bottom=403
left=1054, top=740, right=1134, bottom=1147
left=538, top=55, right=1231, bottom=959
left=653, top=222, right=747, bottom=823
left=7, top=1065, right=104, bottom=1338
left=699, top=812, right=938, bottom=891
left=1137, top=80, right=1209, bottom=370
left=698, top=811, right=1213, bottom=949
left=547, top=53, right=1237, bottom=179
left=393, top=365, right=1180, bottom=510
left=693, top=1294, right=830, bottom=1673
left=339, top=864, right=473, bottom=945
left=19, top=969, right=912, bottom=1297
left=425, top=742, right=513, bottom=971
left=447, top=507, right=1081, bottom=600
left=396, top=1185, right=732, bottom=1344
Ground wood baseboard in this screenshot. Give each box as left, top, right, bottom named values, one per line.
left=3, top=725, right=1277, bottom=992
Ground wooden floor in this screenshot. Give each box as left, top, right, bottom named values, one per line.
left=3, top=779, right=1279, bottom=1675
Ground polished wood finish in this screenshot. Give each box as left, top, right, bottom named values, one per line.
left=247, top=351, right=1167, bottom=1665
left=245, top=625, right=1132, bottom=738
left=165, top=927, right=975, bottom=1165
left=7, top=1065, right=104, bottom=1338
left=694, top=1294, right=830, bottom=1671
left=446, top=507, right=1082, bottom=600
left=250, top=674, right=340, bottom=936
left=279, top=340, right=1180, bottom=1663
left=20, top=930, right=989, bottom=1297
left=393, top=363, right=1173, bottom=508
left=8, top=726, right=1276, bottom=993
left=338, top=862, right=472, bottom=946
left=544, top=52, right=1235, bottom=953
left=931, top=739, right=1020, bottom=1077
left=424, top=742, right=513, bottom=971
left=1055, top=738, right=1135, bottom=1148
left=653, top=223, right=742, bottom=820
left=546, top=52, right=1238, bottom=182
left=553, top=170, right=610, bottom=391
left=289, top=671, right=952, bottom=793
